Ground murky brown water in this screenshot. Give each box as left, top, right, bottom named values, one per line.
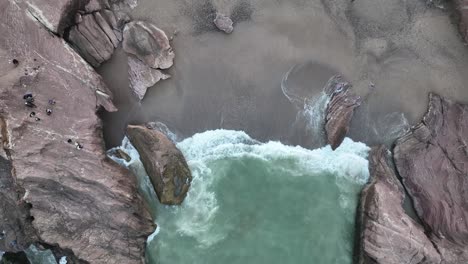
left=99, top=0, right=468, bottom=148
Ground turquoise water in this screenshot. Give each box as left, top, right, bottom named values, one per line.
left=123, top=130, right=369, bottom=264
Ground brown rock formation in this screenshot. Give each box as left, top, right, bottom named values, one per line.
left=67, top=10, right=119, bottom=67
left=0, top=0, right=154, bottom=262
left=454, top=0, right=468, bottom=42
left=128, top=56, right=170, bottom=100
left=126, top=125, right=192, bottom=205
left=357, top=146, right=441, bottom=264
left=394, top=93, right=468, bottom=263
left=324, top=75, right=361, bottom=150
left=122, top=21, right=175, bottom=69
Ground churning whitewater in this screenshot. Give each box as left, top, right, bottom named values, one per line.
left=110, top=129, right=370, bottom=264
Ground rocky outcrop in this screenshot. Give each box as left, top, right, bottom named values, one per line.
left=0, top=0, right=154, bottom=263
left=123, top=21, right=175, bottom=69
left=214, top=13, right=234, bottom=34
left=455, top=0, right=468, bottom=42
left=24, top=0, right=85, bottom=34
left=357, top=146, right=441, bottom=264
left=128, top=56, right=170, bottom=100
left=324, top=75, right=361, bottom=150
left=126, top=125, right=192, bottom=205
left=394, top=93, right=468, bottom=263
left=67, top=2, right=121, bottom=68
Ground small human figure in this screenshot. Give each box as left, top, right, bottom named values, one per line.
left=48, top=99, right=56, bottom=105
left=23, top=93, right=33, bottom=100
left=46, top=109, right=52, bottom=115
left=35, top=117, right=41, bottom=121
left=75, top=142, right=83, bottom=150
left=25, top=101, right=36, bottom=108
left=29, top=112, right=36, bottom=117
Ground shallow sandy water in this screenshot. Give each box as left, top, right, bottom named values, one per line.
left=99, top=0, right=468, bottom=148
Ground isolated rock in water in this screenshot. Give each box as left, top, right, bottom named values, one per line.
left=394, top=93, right=468, bottom=263
left=123, top=21, right=175, bottom=69
left=455, top=0, right=468, bottom=42
left=67, top=11, right=118, bottom=67
left=214, top=13, right=234, bottom=34
left=324, top=75, right=361, bottom=150
left=0, top=0, right=154, bottom=262
left=126, top=125, right=192, bottom=205
left=357, top=146, right=441, bottom=264
left=128, top=56, right=170, bottom=100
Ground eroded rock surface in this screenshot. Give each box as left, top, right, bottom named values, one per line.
left=126, top=125, right=192, bottom=205
left=67, top=10, right=119, bottom=67
left=123, top=21, right=175, bottom=69
left=324, top=75, right=361, bottom=150
left=357, top=146, right=441, bottom=264
left=128, top=55, right=170, bottom=100
left=0, top=0, right=153, bottom=262
left=214, top=13, right=234, bottom=34
left=455, top=0, right=468, bottom=42
left=394, top=93, right=468, bottom=263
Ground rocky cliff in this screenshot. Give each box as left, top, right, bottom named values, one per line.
left=357, top=146, right=441, bottom=264
left=394, top=93, right=468, bottom=263
left=0, top=0, right=154, bottom=263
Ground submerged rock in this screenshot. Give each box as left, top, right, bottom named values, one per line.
left=214, top=13, right=234, bottom=34
left=0, top=0, right=154, bottom=262
left=394, top=93, right=468, bottom=263
left=357, top=146, right=441, bottom=264
left=126, top=125, right=192, bottom=205
left=324, top=76, right=361, bottom=150
left=123, top=21, right=175, bottom=69
left=128, top=56, right=170, bottom=100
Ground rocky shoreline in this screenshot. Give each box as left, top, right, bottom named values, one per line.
left=1, top=0, right=468, bottom=263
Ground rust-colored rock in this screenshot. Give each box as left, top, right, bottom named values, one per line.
left=126, top=125, right=192, bottom=205
left=357, top=146, right=441, bottom=264
left=394, top=93, right=468, bottom=263
left=324, top=75, right=361, bottom=150
left=123, top=21, right=175, bottom=69
left=0, top=0, right=154, bottom=262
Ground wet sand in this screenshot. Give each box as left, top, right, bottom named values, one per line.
left=99, top=0, right=468, bottom=148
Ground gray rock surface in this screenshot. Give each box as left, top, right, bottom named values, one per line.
left=0, top=0, right=153, bottom=262
left=126, top=125, right=192, bottom=205
left=357, top=146, right=441, bottom=264
left=128, top=56, right=170, bottom=100
left=394, top=93, right=468, bottom=263
left=214, top=13, right=234, bottom=34
left=324, top=75, right=361, bottom=150
left=123, top=21, right=175, bottom=69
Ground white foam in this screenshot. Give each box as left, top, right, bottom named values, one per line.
left=172, top=130, right=370, bottom=246
left=110, top=130, right=370, bottom=248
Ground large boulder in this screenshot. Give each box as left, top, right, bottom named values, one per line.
left=394, top=93, right=468, bottom=263
left=122, top=21, right=175, bottom=69
left=128, top=55, right=170, bottom=100
left=67, top=11, right=118, bottom=67
left=324, top=75, right=361, bottom=150
left=357, top=146, right=441, bottom=264
left=0, top=0, right=154, bottom=263
left=126, top=125, right=192, bottom=205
